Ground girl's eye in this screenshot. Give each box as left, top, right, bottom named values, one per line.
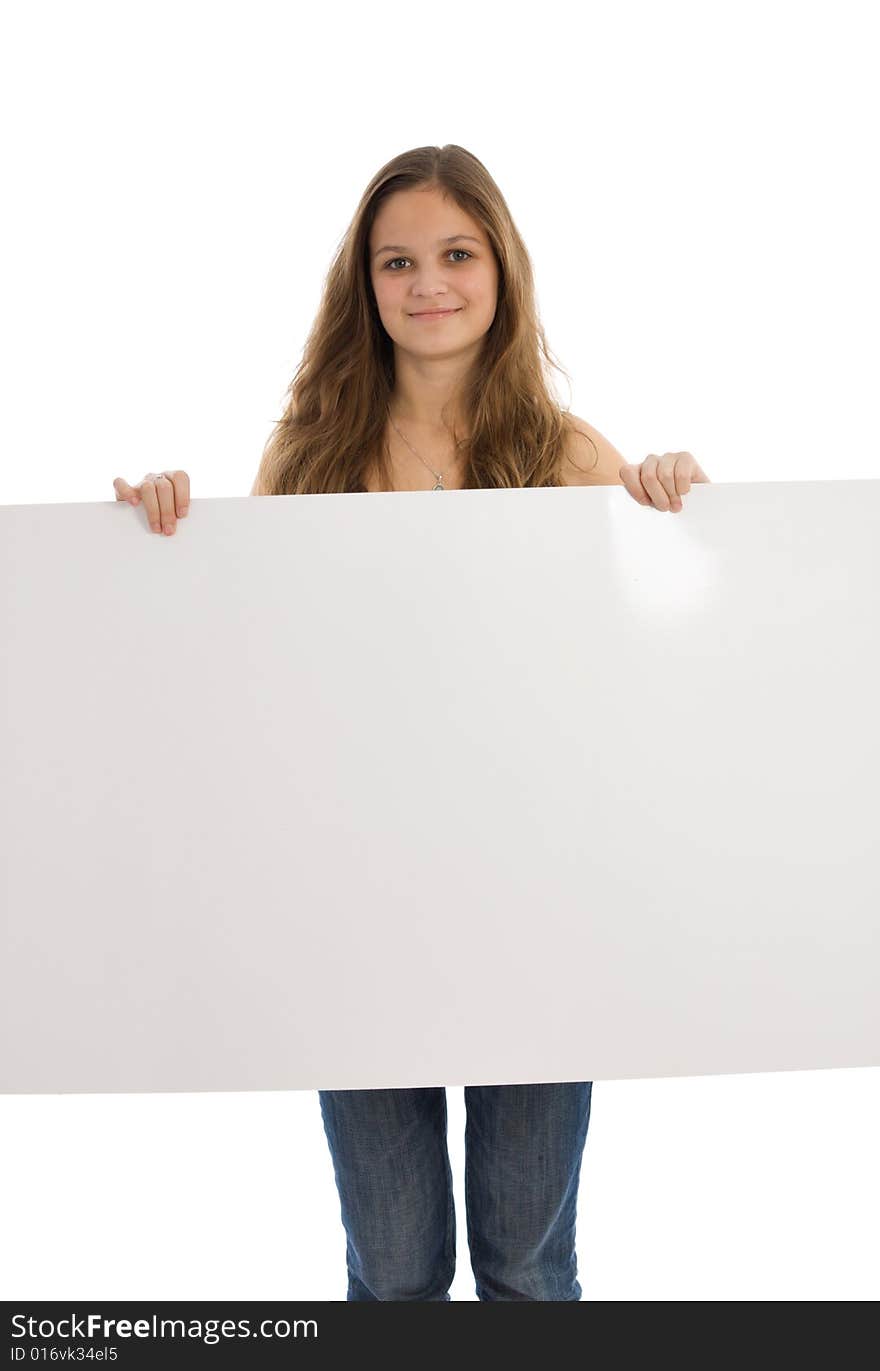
left=383, top=249, right=472, bottom=270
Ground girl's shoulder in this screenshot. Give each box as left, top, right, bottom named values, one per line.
left=561, top=414, right=626, bottom=486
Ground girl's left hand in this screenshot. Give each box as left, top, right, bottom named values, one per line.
left=620, top=452, right=711, bottom=512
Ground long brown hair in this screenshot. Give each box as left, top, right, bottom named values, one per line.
left=252, top=144, right=597, bottom=495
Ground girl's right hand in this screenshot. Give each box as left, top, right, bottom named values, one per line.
left=113, top=471, right=190, bottom=535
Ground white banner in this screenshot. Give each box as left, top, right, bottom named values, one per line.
left=2, top=481, right=878, bottom=1093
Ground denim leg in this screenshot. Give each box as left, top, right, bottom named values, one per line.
left=464, top=1080, right=592, bottom=1301
left=318, top=1086, right=455, bottom=1301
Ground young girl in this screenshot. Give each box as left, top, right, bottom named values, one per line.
left=114, top=144, right=710, bottom=1300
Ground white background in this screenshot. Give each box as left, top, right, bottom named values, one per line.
left=1, top=0, right=877, bottom=1300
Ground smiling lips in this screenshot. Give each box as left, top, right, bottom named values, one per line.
left=409, top=307, right=461, bottom=318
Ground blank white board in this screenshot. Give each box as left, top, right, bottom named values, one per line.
left=1, top=481, right=878, bottom=1093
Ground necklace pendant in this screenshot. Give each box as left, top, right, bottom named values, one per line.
left=432, top=479, right=444, bottom=491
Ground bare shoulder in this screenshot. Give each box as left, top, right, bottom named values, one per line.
left=560, top=413, right=627, bottom=486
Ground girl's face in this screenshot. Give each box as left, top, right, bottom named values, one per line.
left=369, top=185, right=498, bottom=359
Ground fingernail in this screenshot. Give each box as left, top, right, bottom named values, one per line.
left=179, top=507, right=188, bottom=517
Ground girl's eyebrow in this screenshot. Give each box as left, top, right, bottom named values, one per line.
left=372, top=234, right=481, bottom=258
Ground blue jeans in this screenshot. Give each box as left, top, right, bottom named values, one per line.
left=318, top=1081, right=592, bottom=1300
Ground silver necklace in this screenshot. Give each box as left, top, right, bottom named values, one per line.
left=387, top=409, right=465, bottom=491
